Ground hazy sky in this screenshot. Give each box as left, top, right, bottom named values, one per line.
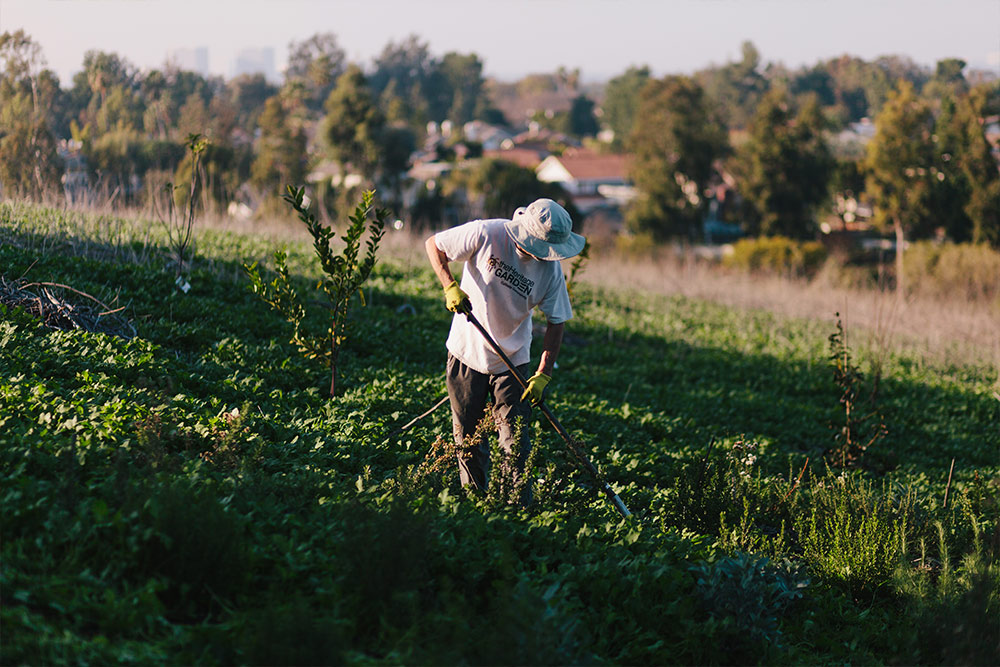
left=1, top=0, right=998, bottom=84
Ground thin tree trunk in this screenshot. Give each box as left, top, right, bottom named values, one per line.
left=329, top=338, right=339, bottom=398
left=893, top=216, right=905, bottom=297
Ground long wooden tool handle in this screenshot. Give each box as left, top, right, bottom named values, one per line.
left=464, top=311, right=631, bottom=519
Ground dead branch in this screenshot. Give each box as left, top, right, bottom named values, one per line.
left=22, top=281, right=117, bottom=314
left=0, top=276, right=136, bottom=339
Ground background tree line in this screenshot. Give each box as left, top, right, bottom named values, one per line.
left=615, top=41, right=999, bottom=253
left=1, top=30, right=998, bottom=252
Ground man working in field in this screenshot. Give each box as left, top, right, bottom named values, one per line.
left=425, top=198, right=585, bottom=495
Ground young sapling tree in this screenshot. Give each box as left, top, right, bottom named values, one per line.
left=827, top=313, right=887, bottom=468
left=244, top=186, right=387, bottom=397
left=155, top=133, right=208, bottom=292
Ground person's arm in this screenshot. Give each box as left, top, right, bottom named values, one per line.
left=521, top=320, right=563, bottom=404
left=426, top=234, right=471, bottom=314
left=537, top=322, right=564, bottom=376
left=425, top=235, right=455, bottom=288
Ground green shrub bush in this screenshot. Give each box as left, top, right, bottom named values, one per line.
left=903, top=241, right=1000, bottom=302
left=723, top=235, right=828, bottom=277
left=795, top=470, right=911, bottom=597
left=690, top=552, right=810, bottom=657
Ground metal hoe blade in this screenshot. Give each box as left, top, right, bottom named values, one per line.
left=464, top=311, right=632, bottom=519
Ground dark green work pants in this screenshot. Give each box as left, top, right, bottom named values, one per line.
left=446, top=353, right=532, bottom=493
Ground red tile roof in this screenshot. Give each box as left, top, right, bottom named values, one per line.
left=552, top=150, right=630, bottom=181
left=484, top=147, right=547, bottom=169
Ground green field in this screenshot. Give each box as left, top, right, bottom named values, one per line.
left=2, top=201, right=998, bottom=665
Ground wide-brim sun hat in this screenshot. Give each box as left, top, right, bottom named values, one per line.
left=505, top=198, right=586, bottom=261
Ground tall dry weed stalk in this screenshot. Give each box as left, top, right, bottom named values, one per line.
left=153, top=133, right=208, bottom=282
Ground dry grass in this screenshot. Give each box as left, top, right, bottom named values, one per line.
left=364, top=227, right=1000, bottom=371
left=577, top=247, right=1000, bottom=370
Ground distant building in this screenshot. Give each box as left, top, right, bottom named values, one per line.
left=831, top=117, right=876, bottom=159
left=462, top=120, right=515, bottom=151
left=483, top=147, right=548, bottom=170
left=233, top=47, right=277, bottom=82
left=535, top=149, right=634, bottom=212
left=167, top=47, right=209, bottom=76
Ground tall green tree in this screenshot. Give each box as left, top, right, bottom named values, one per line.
left=530, top=94, right=600, bottom=138
left=931, top=89, right=1000, bottom=246
left=602, top=65, right=651, bottom=148
left=439, top=51, right=485, bottom=125
left=924, top=58, right=969, bottom=100
left=567, top=95, right=600, bottom=137
left=796, top=56, right=878, bottom=123
left=227, top=73, right=278, bottom=136
left=320, top=65, right=384, bottom=182
left=175, top=92, right=209, bottom=139
left=865, top=81, right=937, bottom=292
left=0, top=30, right=62, bottom=198
left=70, top=50, right=139, bottom=128
left=285, top=32, right=346, bottom=114
left=0, top=90, right=62, bottom=198
left=696, top=41, right=769, bottom=129
left=140, top=70, right=175, bottom=140
left=379, top=124, right=417, bottom=212
left=86, top=126, right=146, bottom=198
left=626, top=75, right=729, bottom=240
left=736, top=89, right=834, bottom=238
left=251, top=94, right=306, bottom=198
left=369, top=35, right=449, bottom=126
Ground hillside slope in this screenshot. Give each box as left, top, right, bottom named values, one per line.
left=2, top=202, right=998, bottom=665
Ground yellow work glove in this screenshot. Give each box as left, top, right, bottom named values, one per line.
left=520, top=372, right=551, bottom=405
left=443, top=280, right=471, bottom=314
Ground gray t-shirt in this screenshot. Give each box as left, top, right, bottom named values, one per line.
left=434, top=219, right=573, bottom=374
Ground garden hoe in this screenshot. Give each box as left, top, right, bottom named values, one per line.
left=465, top=311, right=632, bottom=519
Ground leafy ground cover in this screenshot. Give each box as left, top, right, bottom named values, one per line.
left=2, top=202, right=998, bottom=665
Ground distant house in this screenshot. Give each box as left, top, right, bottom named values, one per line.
left=483, top=147, right=548, bottom=170
left=463, top=120, right=514, bottom=151
left=831, top=117, right=876, bottom=158
left=535, top=150, right=634, bottom=212
left=401, top=160, right=455, bottom=213
left=511, top=125, right=581, bottom=150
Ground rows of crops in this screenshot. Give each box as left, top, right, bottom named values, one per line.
left=2, top=202, right=998, bottom=664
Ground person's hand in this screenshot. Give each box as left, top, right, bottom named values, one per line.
left=443, top=280, right=471, bottom=314
left=520, top=372, right=551, bottom=405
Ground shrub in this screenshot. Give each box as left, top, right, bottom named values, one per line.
left=796, top=470, right=910, bottom=597
left=724, top=235, right=828, bottom=277
left=613, top=230, right=660, bottom=258
left=892, top=521, right=1000, bottom=665
left=665, top=438, right=771, bottom=533
left=690, top=551, right=810, bottom=656
left=903, top=241, right=1000, bottom=302
left=131, top=480, right=250, bottom=621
